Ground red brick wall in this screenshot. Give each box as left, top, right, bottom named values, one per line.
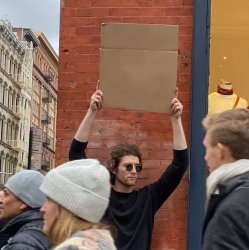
left=57, top=0, right=193, bottom=249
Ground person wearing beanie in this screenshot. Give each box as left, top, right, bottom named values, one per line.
left=0, top=170, right=51, bottom=250
left=40, top=159, right=116, bottom=250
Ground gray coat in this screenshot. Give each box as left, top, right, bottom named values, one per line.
left=0, top=209, right=51, bottom=250
left=202, top=171, right=249, bottom=250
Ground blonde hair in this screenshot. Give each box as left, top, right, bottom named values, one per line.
left=202, top=109, right=249, bottom=160
left=48, top=205, right=112, bottom=245
left=202, top=112, right=220, bottom=130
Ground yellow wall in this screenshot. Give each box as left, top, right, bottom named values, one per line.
left=209, top=0, right=249, bottom=103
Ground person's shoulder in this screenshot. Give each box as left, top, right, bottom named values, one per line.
left=139, top=183, right=156, bottom=196
left=10, top=225, right=51, bottom=249
left=55, top=229, right=116, bottom=250
left=229, top=185, right=249, bottom=205
left=217, top=186, right=249, bottom=216
left=54, top=236, right=84, bottom=250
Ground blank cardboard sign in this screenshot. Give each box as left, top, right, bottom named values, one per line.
left=100, top=23, right=178, bottom=113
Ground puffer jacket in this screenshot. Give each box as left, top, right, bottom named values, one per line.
left=54, top=228, right=116, bottom=250
left=0, top=209, right=51, bottom=250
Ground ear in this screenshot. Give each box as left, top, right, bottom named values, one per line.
left=111, top=168, right=117, bottom=174
left=217, top=143, right=232, bottom=160
left=110, top=160, right=117, bottom=174
left=20, top=202, right=28, bottom=211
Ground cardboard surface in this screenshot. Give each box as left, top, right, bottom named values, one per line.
left=100, top=23, right=178, bottom=113
left=101, top=23, right=178, bottom=51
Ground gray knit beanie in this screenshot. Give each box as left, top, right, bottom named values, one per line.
left=40, top=159, right=111, bottom=223
left=5, top=170, right=46, bottom=208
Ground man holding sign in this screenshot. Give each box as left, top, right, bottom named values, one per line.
left=69, top=88, right=188, bottom=250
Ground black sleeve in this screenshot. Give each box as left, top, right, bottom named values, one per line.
left=69, top=138, right=88, bottom=161
left=150, top=149, right=189, bottom=213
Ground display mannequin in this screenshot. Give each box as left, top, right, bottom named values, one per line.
left=208, top=81, right=248, bottom=113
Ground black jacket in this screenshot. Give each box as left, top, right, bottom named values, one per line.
left=69, top=139, right=189, bottom=250
left=0, top=220, right=5, bottom=230
left=202, top=171, right=249, bottom=250
left=0, top=209, right=51, bottom=250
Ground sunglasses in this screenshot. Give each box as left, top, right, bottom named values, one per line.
left=123, top=163, right=143, bottom=172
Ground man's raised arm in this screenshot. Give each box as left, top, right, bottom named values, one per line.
left=69, top=89, right=103, bottom=160
left=169, top=97, right=187, bottom=151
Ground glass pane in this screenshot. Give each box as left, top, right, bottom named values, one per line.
left=209, top=0, right=249, bottom=113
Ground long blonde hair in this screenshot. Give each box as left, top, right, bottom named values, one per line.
left=48, top=205, right=112, bottom=245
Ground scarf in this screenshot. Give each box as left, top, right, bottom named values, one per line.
left=206, top=159, right=249, bottom=211
left=217, top=85, right=233, bottom=95
left=54, top=229, right=117, bottom=250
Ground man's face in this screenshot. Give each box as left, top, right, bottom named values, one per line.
left=114, top=155, right=141, bottom=188
left=0, top=188, right=26, bottom=221
left=203, top=133, right=222, bottom=173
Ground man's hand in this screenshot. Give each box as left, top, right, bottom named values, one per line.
left=90, top=89, right=103, bottom=111
left=170, top=97, right=183, bottom=118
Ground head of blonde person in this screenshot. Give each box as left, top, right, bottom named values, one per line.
left=40, top=159, right=111, bottom=245
left=202, top=108, right=249, bottom=172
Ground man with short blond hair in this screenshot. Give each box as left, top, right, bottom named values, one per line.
left=202, top=108, right=249, bottom=250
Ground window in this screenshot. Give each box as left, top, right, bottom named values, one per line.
left=4, top=52, right=8, bottom=72
left=15, top=125, right=18, bottom=141
left=6, top=120, right=10, bottom=144
left=16, top=95, right=20, bottom=112
left=8, top=87, right=12, bottom=109
left=4, top=156, right=9, bottom=183
left=9, top=56, right=13, bottom=75
left=2, top=83, right=6, bottom=105
left=0, top=47, right=3, bottom=67
left=0, top=82, right=3, bottom=103
left=209, top=0, right=249, bottom=113
left=12, top=91, right=16, bottom=112
left=0, top=116, right=5, bottom=141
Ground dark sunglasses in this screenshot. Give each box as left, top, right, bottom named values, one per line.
left=123, top=163, right=143, bottom=172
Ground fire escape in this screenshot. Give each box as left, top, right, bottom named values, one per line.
left=41, top=72, right=54, bottom=169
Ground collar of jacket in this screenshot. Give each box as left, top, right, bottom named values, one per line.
left=0, top=209, right=42, bottom=248
left=203, top=171, right=249, bottom=236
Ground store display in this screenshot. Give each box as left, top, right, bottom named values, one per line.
left=208, top=81, right=248, bottom=113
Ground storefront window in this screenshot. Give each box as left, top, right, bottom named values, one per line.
left=209, top=0, right=249, bottom=113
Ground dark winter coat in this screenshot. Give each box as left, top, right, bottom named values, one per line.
left=0, top=209, right=51, bottom=250
left=202, top=171, right=249, bottom=250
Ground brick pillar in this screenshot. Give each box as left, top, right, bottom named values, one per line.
left=57, top=1, right=193, bottom=249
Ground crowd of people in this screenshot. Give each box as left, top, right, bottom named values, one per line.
left=0, top=88, right=248, bottom=250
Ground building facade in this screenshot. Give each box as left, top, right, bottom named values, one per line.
left=53, top=1, right=249, bottom=249
left=32, top=32, right=58, bottom=172
left=57, top=1, right=193, bottom=249
left=0, top=21, right=27, bottom=185
left=0, top=21, right=58, bottom=186
left=12, top=28, right=40, bottom=173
